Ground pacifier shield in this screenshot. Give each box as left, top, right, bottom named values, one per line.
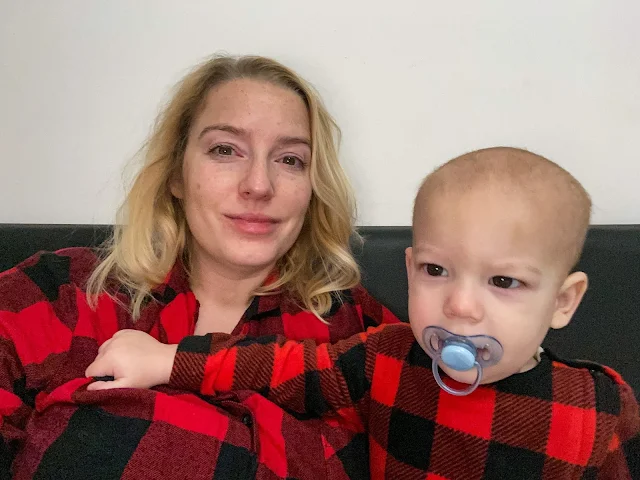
left=422, top=326, right=504, bottom=367
left=422, top=325, right=504, bottom=396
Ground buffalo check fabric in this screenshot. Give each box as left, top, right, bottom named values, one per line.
left=0, top=247, right=398, bottom=479
left=172, top=323, right=640, bottom=479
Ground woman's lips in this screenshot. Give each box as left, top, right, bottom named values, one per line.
left=225, top=214, right=279, bottom=235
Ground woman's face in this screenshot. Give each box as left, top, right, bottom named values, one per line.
left=173, top=78, right=313, bottom=278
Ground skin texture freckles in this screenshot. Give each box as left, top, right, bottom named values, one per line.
left=171, top=79, right=313, bottom=284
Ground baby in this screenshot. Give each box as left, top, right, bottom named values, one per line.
left=88, top=147, right=640, bottom=479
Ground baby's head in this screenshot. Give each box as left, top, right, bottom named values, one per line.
left=406, top=147, right=591, bottom=392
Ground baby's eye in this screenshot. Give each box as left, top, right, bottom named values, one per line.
left=424, top=263, right=449, bottom=277
left=490, top=276, right=521, bottom=289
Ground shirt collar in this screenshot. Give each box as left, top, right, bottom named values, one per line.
left=151, top=261, right=284, bottom=318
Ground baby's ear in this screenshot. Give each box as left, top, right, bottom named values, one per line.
left=550, top=271, right=588, bottom=329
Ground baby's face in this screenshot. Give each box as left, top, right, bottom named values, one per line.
left=407, top=189, right=570, bottom=386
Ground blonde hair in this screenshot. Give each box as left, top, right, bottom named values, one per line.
left=413, top=146, right=592, bottom=272
left=87, top=54, right=360, bottom=320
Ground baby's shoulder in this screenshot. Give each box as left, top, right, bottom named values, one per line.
left=546, top=349, right=632, bottom=415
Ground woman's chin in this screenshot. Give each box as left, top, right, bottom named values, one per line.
left=222, top=245, right=280, bottom=271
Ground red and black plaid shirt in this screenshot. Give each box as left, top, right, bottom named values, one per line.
left=171, top=323, right=640, bottom=479
left=0, top=247, right=399, bottom=479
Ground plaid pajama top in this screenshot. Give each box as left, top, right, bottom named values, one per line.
left=0, top=247, right=399, bottom=479
left=171, top=323, right=640, bottom=479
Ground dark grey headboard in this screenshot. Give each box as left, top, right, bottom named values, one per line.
left=1, top=224, right=639, bottom=397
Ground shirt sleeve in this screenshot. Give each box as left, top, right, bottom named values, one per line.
left=168, top=284, right=401, bottom=397
left=351, top=284, right=402, bottom=328
left=0, top=321, right=32, bottom=479
left=0, top=254, right=76, bottom=477
left=598, top=381, right=640, bottom=479
left=170, top=324, right=402, bottom=425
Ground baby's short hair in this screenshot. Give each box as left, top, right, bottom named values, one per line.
left=413, top=147, right=592, bottom=272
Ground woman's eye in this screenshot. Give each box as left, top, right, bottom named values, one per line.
left=424, top=263, right=448, bottom=277
left=490, top=276, right=521, bottom=289
left=281, top=155, right=304, bottom=168
left=210, top=145, right=234, bottom=156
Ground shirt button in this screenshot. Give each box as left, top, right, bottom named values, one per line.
left=241, top=414, right=253, bottom=427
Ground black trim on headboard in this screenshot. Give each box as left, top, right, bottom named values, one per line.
left=1, top=223, right=639, bottom=398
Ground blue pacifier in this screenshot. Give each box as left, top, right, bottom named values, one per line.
left=422, top=326, right=503, bottom=396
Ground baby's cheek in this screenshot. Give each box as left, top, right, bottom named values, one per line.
left=490, top=347, right=537, bottom=382
left=476, top=350, right=523, bottom=385
left=481, top=364, right=515, bottom=384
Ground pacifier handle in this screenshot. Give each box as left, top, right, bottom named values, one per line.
left=431, top=355, right=483, bottom=396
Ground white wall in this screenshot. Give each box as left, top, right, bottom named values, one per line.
left=1, top=0, right=638, bottom=225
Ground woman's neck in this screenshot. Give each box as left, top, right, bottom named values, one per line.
left=189, top=252, right=275, bottom=310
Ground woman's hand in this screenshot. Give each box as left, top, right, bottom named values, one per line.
left=85, top=329, right=178, bottom=391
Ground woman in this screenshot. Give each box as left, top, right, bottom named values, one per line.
left=0, top=55, right=397, bottom=479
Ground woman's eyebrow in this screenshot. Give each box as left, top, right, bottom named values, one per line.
left=275, top=135, right=311, bottom=148
left=198, top=124, right=245, bottom=140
